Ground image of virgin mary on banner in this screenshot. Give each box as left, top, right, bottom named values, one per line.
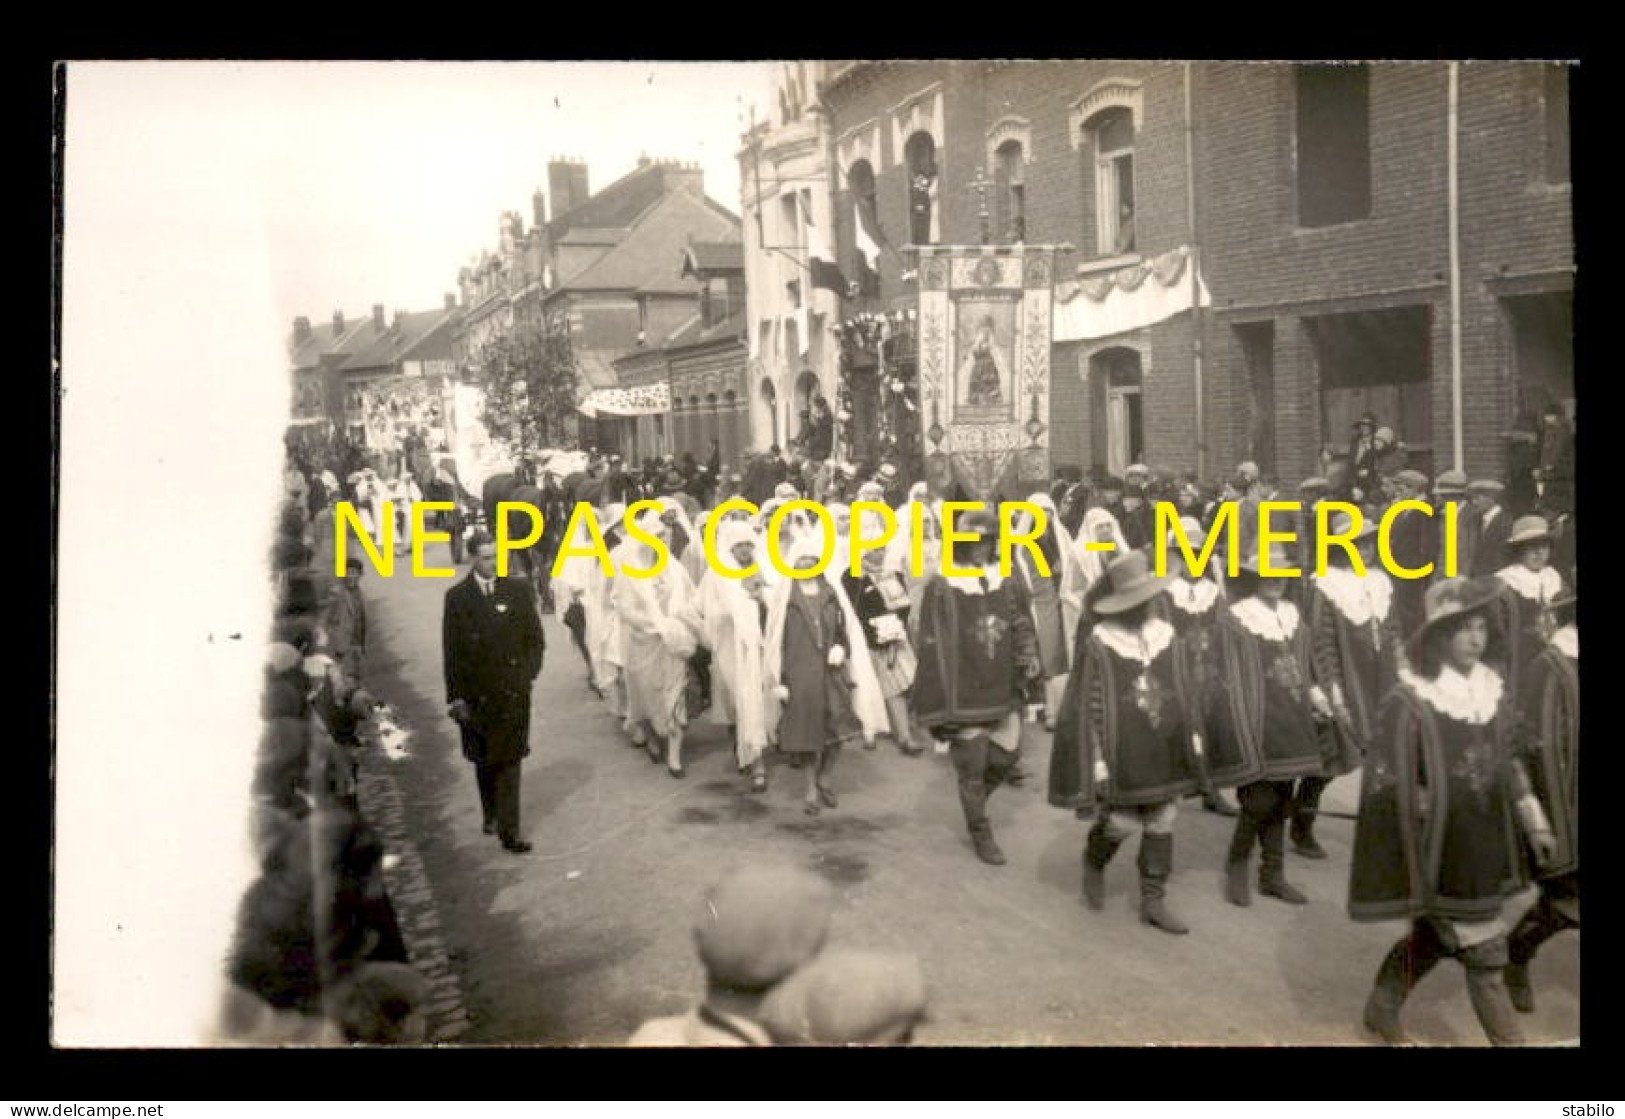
left=917, top=246, right=1058, bottom=499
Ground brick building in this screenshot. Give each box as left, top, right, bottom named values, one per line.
left=812, top=60, right=1572, bottom=487
left=287, top=300, right=461, bottom=464
left=454, top=157, right=743, bottom=458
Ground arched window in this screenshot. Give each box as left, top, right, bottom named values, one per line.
left=994, top=139, right=1026, bottom=243
left=903, top=132, right=939, bottom=246
left=1085, top=107, right=1136, bottom=256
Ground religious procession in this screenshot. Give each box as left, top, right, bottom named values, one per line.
left=239, top=409, right=1579, bottom=1047
left=227, top=60, right=1579, bottom=1048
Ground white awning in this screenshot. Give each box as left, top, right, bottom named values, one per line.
left=1052, top=245, right=1212, bottom=343
left=578, top=382, right=671, bottom=418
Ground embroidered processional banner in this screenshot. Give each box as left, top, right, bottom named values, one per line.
left=916, top=245, right=1058, bottom=500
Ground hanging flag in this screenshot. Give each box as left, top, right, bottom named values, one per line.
left=853, top=199, right=883, bottom=275
left=795, top=304, right=811, bottom=356
left=803, top=192, right=847, bottom=297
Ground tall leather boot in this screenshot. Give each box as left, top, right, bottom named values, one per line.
left=1082, top=818, right=1125, bottom=910
left=1258, top=814, right=1308, bottom=904
left=1505, top=893, right=1575, bottom=1014
left=954, top=740, right=1004, bottom=866
left=1225, top=811, right=1258, bottom=907
left=1363, top=923, right=1447, bottom=1045
left=1137, top=832, right=1189, bottom=935
left=1463, top=937, right=1526, bottom=1047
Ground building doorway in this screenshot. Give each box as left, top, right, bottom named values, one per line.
left=1504, top=291, right=1574, bottom=424
left=1306, top=305, right=1432, bottom=477
left=1089, top=346, right=1144, bottom=478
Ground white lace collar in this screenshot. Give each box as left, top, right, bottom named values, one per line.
left=1496, top=564, right=1564, bottom=603
left=1316, top=565, right=1394, bottom=625
left=1550, top=625, right=1578, bottom=661
left=1230, top=596, right=1300, bottom=642
left=943, top=564, right=1006, bottom=595
left=1399, top=661, right=1503, bottom=725
left=1093, top=617, right=1176, bottom=664
left=1167, top=576, right=1220, bottom=614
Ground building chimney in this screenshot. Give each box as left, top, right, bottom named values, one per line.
left=661, top=159, right=704, bottom=197
left=332, top=310, right=345, bottom=337
left=293, top=316, right=312, bottom=344
left=392, top=308, right=406, bottom=332
left=548, top=159, right=591, bottom=222
left=532, top=188, right=547, bottom=229
left=373, top=304, right=386, bottom=332
left=445, top=292, right=458, bottom=312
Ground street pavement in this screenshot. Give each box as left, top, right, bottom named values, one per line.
left=357, top=543, right=1580, bottom=1047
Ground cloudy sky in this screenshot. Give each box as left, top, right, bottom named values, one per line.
left=55, top=59, right=773, bottom=1045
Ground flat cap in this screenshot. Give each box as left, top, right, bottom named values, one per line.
left=1393, top=469, right=1429, bottom=490
left=693, top=864, right=834, bottom=993
left=1433, top=469, right=1468, bottom=494
left=760, top=949, right=929, bottom=1045
left=1467, top=479, right=1505, bottom=496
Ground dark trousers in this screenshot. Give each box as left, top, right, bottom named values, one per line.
left=1291, top=774, right=1329, bottom=833
left=949, top=734, right=1018, bottom=833
left=1232, top=779, right=1295, bottom=874
left=1510, top=874, right=1581, bottom=965
left=474, top=759, right=523, bottom=843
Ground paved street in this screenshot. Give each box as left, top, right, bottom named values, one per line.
left=358, top=543, right=1579, bottom=1047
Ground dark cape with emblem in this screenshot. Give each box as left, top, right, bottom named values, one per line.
left=1203, top=603, right=1324, bottom=787
left=1519, top=642, right=1578, bottom=880
left=1308, top=578, right=1401, bottom=777
left=1347, top=677, right=1532, bottom=923
left=1047, top=624, right=1199, bottom=813
left=911, top=575, right=1036, bottom=729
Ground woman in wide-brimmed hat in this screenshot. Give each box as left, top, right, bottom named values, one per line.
left=1206, top=543, right=1333, bottom=909
left=1297, top=509, right=1403, bottom=860
left=1504, top=588, right=1578, bottom=1017
left=1491, top=514, right=1570, bottom=698
left=1349, top=576, right=1557, bottom=1046
left=1048, top=550, right=1200, bottom=935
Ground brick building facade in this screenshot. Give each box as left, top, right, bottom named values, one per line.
left=814, top=60, right=1572, bottom=488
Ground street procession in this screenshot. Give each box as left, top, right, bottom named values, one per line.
left=209, top=61, right=1577, bottom=1047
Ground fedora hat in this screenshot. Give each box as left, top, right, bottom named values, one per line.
left=1167, top=515, right=1208, bottom=551
left=1413, top=576, right=1505, bottom=650
left=1505, top=515, right=1555, bottom=549
left=1236, top=542, right=1296, bottom=576
left=1092, top=550, right=1175, bottom=616
left=1326, top=507, right=1379, bottom=543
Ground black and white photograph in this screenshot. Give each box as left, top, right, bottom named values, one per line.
left=54, top=59, right=1579, bottom=1051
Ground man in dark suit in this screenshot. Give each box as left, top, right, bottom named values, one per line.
left=1465, top=479, right=1511, bottom=579
left=443, top=532, right=545, bottom=854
